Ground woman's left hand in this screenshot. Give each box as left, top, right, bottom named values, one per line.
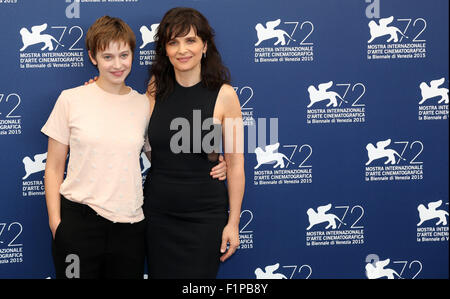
left=220, top=223, right=240, bottom=262
left=210, top=155, right=227, bottom=180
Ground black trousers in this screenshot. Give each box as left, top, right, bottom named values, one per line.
left=52, top=196, right=146, bottom=279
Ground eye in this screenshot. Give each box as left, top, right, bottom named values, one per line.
left=167, top=40, right=177, bottom=46
left=121, top=53, right=129, bottom=58
left=103, top=55, right=111, bottom=60
left=187, top=38, right=196, bottom=43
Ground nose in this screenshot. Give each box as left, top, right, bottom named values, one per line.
left=113, top=57, right=121, bottom=69
left=178, top=42, right=188, bottom=54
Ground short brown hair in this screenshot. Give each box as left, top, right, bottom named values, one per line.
left=85, top=16, right=136, bottom=59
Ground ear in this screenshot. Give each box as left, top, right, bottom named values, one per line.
left=88, top=50, right=97, bottom=66
left=203, top=41, right=208, bottom=55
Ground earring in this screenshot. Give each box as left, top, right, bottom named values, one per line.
left=203, top=52, right=206, bottom=58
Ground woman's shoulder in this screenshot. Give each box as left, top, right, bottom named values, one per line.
left=55, top=84, right=92, bottom=104
left=61, top=83, right=90, bottom=95
left=124, top=89, right=150, bottom=110
left=215, top=83, right=241, bottom=117
left=217, top=83, right=237, bottom=99
left=217, top=83, right=238, bottom=104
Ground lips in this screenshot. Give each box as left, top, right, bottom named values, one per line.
left=177, top=56, right=192, bottom=63
left=111, top=71, right=124, bottom=77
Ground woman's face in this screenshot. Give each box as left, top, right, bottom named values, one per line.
left=165, top=27, right=206, bottom=76
left=89, top=41, right=132, bottom=87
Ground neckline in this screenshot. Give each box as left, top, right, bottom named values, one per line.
left=93, top=81, right=133, bottom=97
left=175, top=79, right=202, bottom=89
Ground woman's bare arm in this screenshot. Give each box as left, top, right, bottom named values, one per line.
left=44, top=137, right=69, bottom=239
left=216, top=84, right=245, bottom=262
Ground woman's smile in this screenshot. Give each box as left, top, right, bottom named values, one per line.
left=177, top=56, right=192, bottom=63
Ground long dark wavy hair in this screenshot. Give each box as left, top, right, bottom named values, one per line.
left=147, top=7, right=231, bottom=100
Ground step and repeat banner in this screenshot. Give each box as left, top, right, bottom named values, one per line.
left=0, top=0, right=448, bottom=279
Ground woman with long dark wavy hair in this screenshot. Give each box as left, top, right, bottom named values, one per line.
left=143, top=7, right=245, bottom=278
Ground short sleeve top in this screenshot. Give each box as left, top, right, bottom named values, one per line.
left=41, top=83, right=150, bottom=223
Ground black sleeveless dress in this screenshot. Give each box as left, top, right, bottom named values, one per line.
left=143, top=80, right=228, bottom=279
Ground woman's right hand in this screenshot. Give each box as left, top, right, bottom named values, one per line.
left=84, top=76, right=98, bottom=85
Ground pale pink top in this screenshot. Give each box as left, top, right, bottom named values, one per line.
left=41, top=83, right=149, bottom=223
